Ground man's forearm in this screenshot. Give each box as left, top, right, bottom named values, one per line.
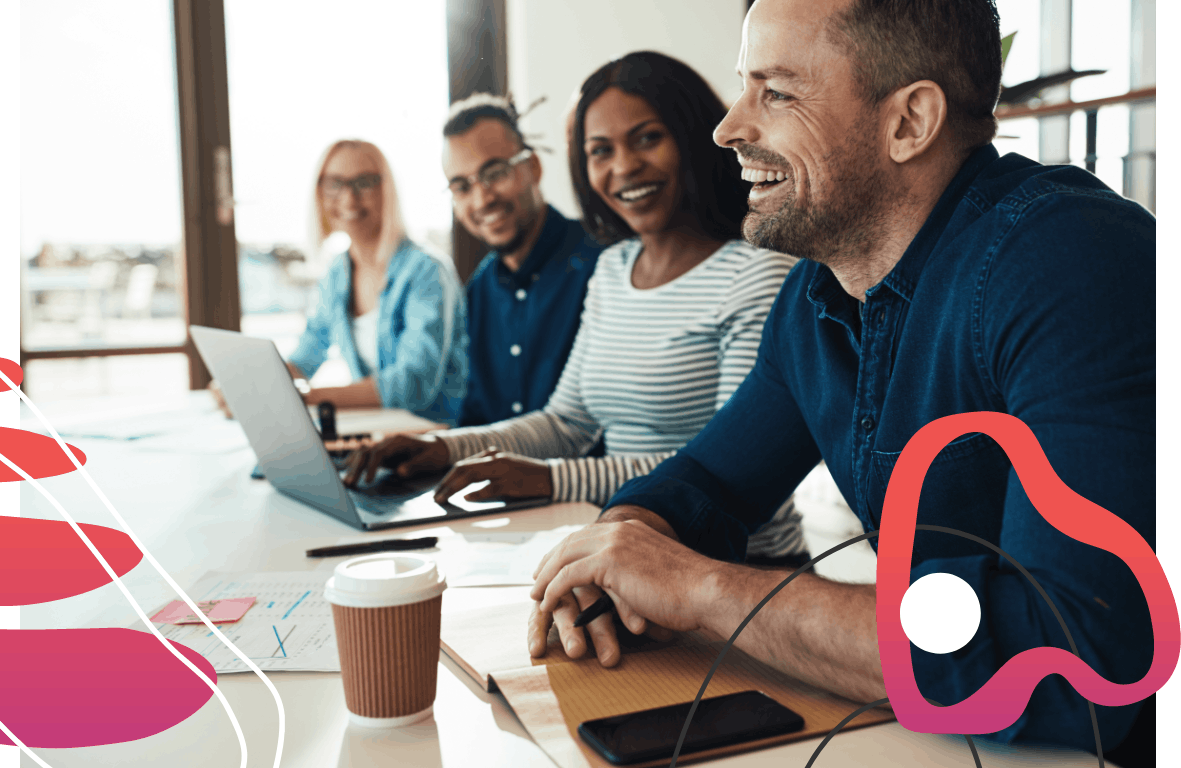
left=698, top=565, right=886, bottom=705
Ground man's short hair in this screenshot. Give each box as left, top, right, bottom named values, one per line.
left=825, top=0, right=1002, bottom=151
left=442, top=93, right=529, bottom=149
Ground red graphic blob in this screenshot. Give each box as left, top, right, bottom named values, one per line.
left=0, top=427, right=87, bottom=482
left=0, top=518, right=143, bottom=606
left=0, top=628, right=217, bottom=748
left=0, top=359, right=22, bottom=392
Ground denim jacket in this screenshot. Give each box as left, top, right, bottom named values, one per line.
left=607, top=145, right=1156, bottom=750
left=288, top=238, right=468, bottom=424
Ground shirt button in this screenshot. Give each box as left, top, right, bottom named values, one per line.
left=861, top=415, right=875, bottom=431
left=510, top=344, right=521, bottom=357
left=512, top=402, right=523, bottom=414
left=875, top=310, right=886, bottom=326
left=516, top=288, right=527, bottom=301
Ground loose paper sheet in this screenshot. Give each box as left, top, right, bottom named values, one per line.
left=145, top=571, right=340, bottom=673
left=316, top=525, right=587, bottom=588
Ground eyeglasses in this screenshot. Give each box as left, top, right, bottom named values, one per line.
left=447, top=148, right=533, bottom=198
left=320, top=173, right=382, bottom=198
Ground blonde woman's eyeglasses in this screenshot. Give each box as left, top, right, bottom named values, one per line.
left=320, top=173, right=382, bottom=198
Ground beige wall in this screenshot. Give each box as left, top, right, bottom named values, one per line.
left=506, top=0, right=749, bottom=219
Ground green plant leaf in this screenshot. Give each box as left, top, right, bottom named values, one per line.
left=1001, top=31, right=1016, bottom=73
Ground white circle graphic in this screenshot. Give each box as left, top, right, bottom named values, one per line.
left=899, top=572, right=982, bottom=654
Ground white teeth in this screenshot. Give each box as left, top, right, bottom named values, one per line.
left=740, top=168, right=787, bottom=184
left=618, top=183, right=661, bottom=202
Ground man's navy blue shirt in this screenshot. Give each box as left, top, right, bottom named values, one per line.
left=607, top=145, right=1155, bottom=750
left=461, top=205, right=602, bottom=430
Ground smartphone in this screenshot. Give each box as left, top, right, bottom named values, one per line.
left=577, top=690, right=805, bottom=765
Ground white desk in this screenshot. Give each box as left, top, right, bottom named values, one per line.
left=15, top=395, right=1111, bottom=767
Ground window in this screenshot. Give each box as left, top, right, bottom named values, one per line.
left=20, top=0, right=186, bottom=362
left=223, top=0, right=453, bottom=379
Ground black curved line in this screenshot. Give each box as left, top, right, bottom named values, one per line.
left=670, top=524, right=1106, bottom=767
left=802, top=698, right=890, bottom=768
left=963, top=734, right=983, bottom=768
left=668, top=530, right=880, bottom=767
left=915, top=525, right=1104, bottom=764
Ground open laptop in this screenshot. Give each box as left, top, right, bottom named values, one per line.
left=189, top=325, right=549, bottom=531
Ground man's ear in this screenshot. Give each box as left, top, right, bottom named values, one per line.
left=884, top=80, right=948, bottom=164
left=528, top=151, right=544, bottom=184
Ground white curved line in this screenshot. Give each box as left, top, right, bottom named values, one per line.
left=0, top=716, right=56, bottom=768
left=0, top=449, right=247, bottom=768
left=4, top=368, right=286, bottom=768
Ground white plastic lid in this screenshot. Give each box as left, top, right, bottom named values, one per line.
left=323, top=554, right=446, bottom=608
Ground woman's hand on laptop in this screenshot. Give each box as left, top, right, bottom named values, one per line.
left=432, top=447, right=552, bottom=505
left=341, top=433, right=451, bottom=487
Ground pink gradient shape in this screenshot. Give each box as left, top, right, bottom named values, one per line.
left=0, top=359, right=22, bottom=392
left=876, top=411, right=1180, bottom=734
left=0, top=427, right=87, bottom=482
left=0, top=517, right=144, bottom=606
left=0, top=628, right=217, bottom=748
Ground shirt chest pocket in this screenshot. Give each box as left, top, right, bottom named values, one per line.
left=868, top=431, right=1011, bottom=553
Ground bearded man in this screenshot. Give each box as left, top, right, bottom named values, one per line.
left=527, top=0, right=1157, bottom=757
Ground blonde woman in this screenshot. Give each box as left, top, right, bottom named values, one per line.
left=214, top=140, right=468, bottom=424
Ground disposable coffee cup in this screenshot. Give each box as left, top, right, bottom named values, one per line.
left=324, top=554, right=446, bottom=727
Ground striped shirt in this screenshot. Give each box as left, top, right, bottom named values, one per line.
left=437, top=238, right=805, bottom=557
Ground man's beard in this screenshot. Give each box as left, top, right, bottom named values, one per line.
left=496, top=217, right=534, bottom=256
left=484, top=196, right=542, bottom=256
left=741, top=135, right=889, bottom=268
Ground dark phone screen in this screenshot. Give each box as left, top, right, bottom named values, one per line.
left=577, top=690, right=805, bottom=765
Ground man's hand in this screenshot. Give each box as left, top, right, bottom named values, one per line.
left=432, top=447, right=552, bottom=505
left=527, top=508, right=712, bottom=666
left=208, top=380, right=232, bottom=419
left=341, top=433, right=451, bottom=487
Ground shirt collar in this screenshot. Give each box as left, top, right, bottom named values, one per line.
left=808, top=143, right=999, bottom=311
left=494, top=204, right=566, bottom=286
left=335, top=236, right=410, bottom=299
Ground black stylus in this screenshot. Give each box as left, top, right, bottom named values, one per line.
left=573, top=593, right=615, bottom=628
left=305, top=536, right=438, bottom=558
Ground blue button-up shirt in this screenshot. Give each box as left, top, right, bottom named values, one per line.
left=460, top=205, right=602, bottom=430
left=288, top=238, right=469, bottom=424
left=607, top=145, right=1155, bottom=750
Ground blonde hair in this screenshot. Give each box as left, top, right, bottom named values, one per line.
left=310, top=139, right=406, bottom=260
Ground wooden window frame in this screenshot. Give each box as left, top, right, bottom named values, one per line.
left=20, top=0, right=241, bottom=392
left=446, top=0, right=508, bottom=284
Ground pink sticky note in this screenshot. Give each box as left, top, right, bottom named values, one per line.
left=151, top=597, right=256, bottom=625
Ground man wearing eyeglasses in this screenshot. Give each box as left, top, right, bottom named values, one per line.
left=441, top=94, right=603, bottom=430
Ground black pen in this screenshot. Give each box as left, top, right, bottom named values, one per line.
left=305, top=536, right=438, bottom=558
left=572, top=593, right=615, bottom=628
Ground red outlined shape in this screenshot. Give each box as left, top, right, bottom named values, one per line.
left=876, top=411, right=1179, bottom=733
